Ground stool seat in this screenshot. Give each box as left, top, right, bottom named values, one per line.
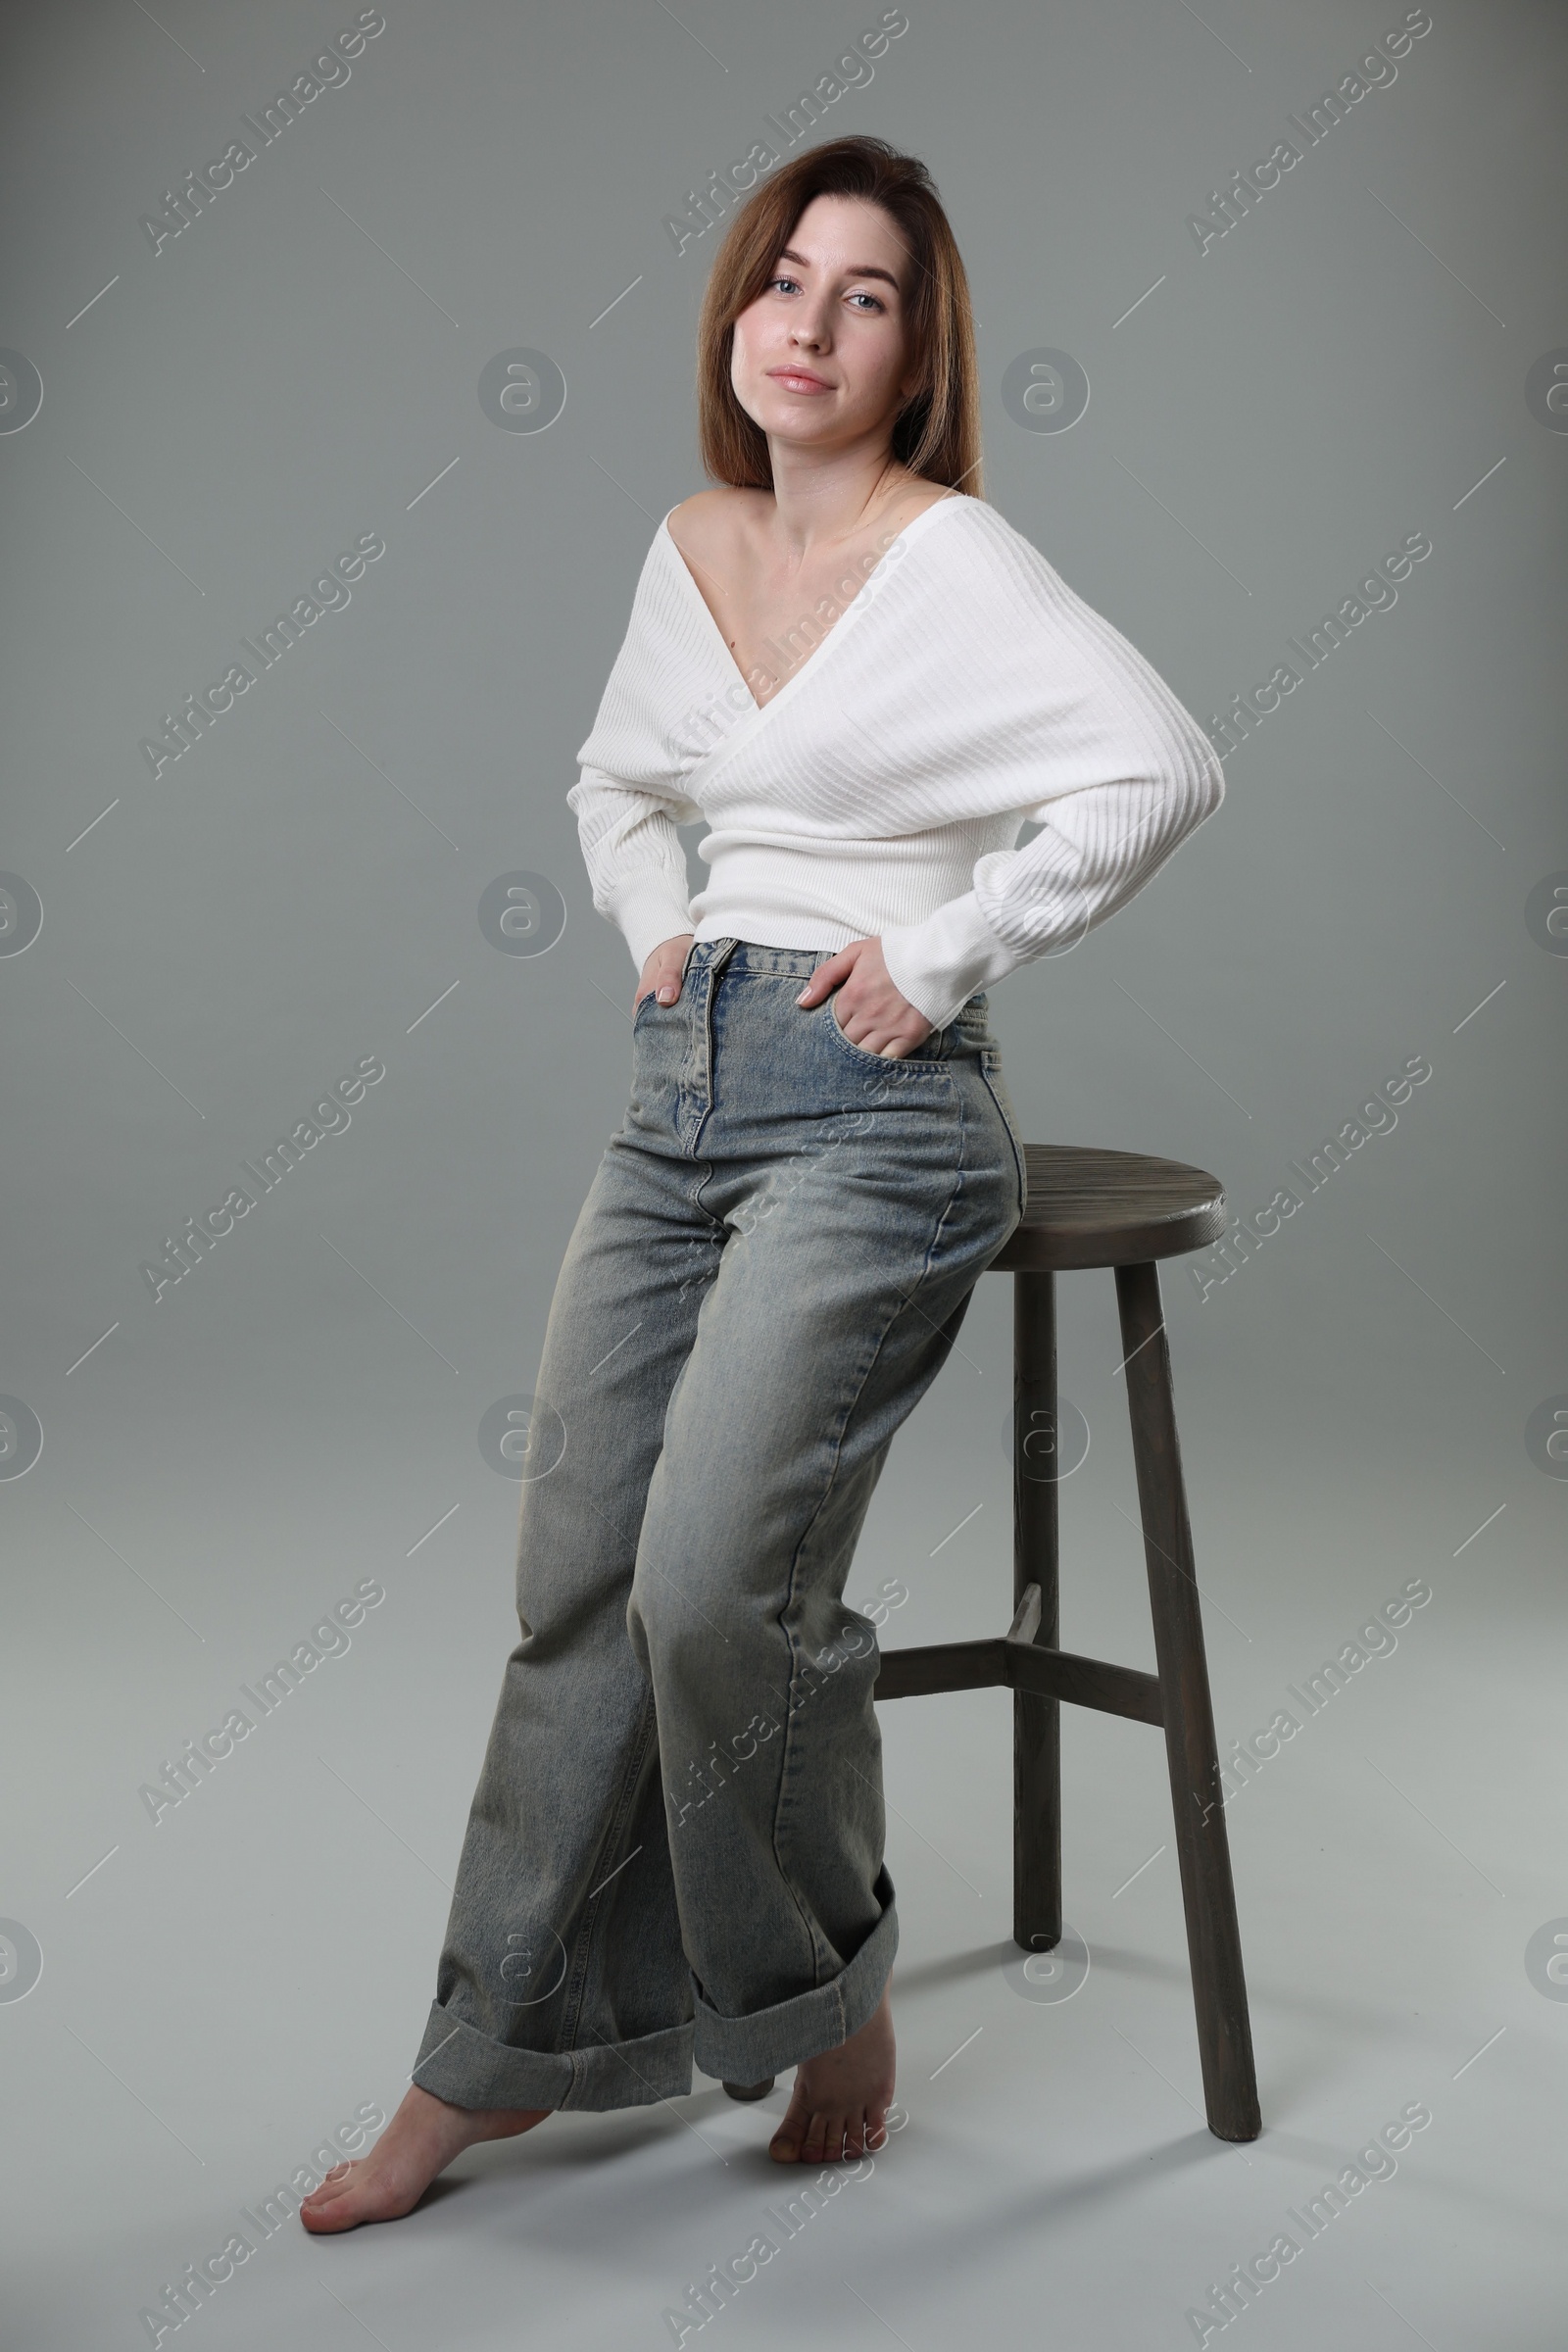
left=991, top=1145, right=1227, bottom=1273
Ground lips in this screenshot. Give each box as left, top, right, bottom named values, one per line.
left=767, top=368, right=832, bottom=392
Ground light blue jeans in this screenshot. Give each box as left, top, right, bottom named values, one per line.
left=411, top=938, right=1028, bottom=2110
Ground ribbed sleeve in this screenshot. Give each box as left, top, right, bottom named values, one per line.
left=878, top=533, right=1225, bottom=1020
left=566, top=764, right=698, bottom=972
left=569, top=496, right=1223, bottom=1024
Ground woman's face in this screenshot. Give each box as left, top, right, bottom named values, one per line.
left=729, top=193, right=922, bottom=459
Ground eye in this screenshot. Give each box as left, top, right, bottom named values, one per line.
left=768, top=273, right=801, bottom=296
left=847, top=290, right=886, bottom=313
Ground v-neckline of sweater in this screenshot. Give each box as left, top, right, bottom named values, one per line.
left=658, top=492, right=968, bottom=757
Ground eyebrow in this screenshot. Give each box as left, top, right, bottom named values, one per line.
left=775, top=245, right=901, bottom=291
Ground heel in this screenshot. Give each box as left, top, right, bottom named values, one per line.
left=721, top=2078, right=774, bottom=2101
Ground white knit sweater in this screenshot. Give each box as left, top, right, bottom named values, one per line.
left=568, top=493, right=1224, bottom=1031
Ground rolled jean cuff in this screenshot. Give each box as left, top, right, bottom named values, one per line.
left=410, top=2003, right=696, bottom=2114
left=692, top=1868, right=899, bottom=2084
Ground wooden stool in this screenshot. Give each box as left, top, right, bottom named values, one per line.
left=873, top=1144, right=1262, bottom=2142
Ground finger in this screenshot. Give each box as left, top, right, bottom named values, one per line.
left=837, top=1004, right=897, bottom=1056
left=796, top=951, right=852, bottom=1005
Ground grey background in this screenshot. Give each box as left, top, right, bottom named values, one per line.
left=2, top=1, right=1564, bottom=2345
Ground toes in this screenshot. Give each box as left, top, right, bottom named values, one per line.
left=300, top=2160, right=395, bottom=2232
left=301, top=2186, right=361, bottom=2233
left=307, top=2201, right=368, bottom=2235
left=301, top=2164, right=355, bottom=2211
left=768, top=2077, right=894, bottom=2166
left=768, top=2090, right=815, bottom=2163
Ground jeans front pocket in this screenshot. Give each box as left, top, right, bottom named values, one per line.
left=823, top=993, right=949, bottom=1076
left=634, top=968, right=685, bottom=1034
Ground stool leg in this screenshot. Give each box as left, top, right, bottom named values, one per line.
left=1114, top=1259, right=1261, bottom=2142
left=1013, top=1270, right=1061, bottom=1952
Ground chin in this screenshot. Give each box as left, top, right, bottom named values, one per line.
left=753, top=400, right=842, bottom=441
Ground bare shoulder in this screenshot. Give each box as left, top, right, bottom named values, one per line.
left=887, top=478, right=967, bottom=528
left=665, top=486, right=765, bottom=563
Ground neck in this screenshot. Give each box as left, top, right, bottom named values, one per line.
left=761, top=434, right=913, bottom=556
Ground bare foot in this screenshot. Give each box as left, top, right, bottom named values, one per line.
left=768, top=1984, right=895, bottom=2165
left=299, top=2083, right=551, bottom=2232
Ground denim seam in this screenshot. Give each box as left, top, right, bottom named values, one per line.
left=977, top=1050, right=1028, bottom=1219
left=696, top=969, right=808, bottom=1238
left=681, top=938, right=738, bottom=1158
left=688, top=1159, right=728, bottom=1240
left=556, top=1683, right=662, bottom=2084
left=915, top=1078, right=972, bottom=1283
left=770, top=1624, right=841, bottom=1984
left=767, top=1102, right=969, bottom=1988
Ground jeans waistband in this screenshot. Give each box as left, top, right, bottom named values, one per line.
left=686, top=937, right=991, bottom=1036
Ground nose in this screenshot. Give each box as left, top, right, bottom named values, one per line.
left=791, top=298, right=832, bottom=351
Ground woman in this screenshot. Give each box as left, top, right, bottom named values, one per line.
left=302, top=133, right=1223, bottom=2233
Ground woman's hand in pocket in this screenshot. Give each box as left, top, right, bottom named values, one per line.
left=633, top=933, right=695, bottom=1017
left=795, top=936, right=935, bottom=1059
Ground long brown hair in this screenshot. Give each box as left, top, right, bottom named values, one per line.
left=695, top=135, right=983, bottom=499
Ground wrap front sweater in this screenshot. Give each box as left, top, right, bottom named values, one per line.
left=567, top=491, right=1224, bottom=1032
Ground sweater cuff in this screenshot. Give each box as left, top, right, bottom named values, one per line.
left=607, top=872, right=696, bottom=973
left=879, top=893, right=1025, bottom=1031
